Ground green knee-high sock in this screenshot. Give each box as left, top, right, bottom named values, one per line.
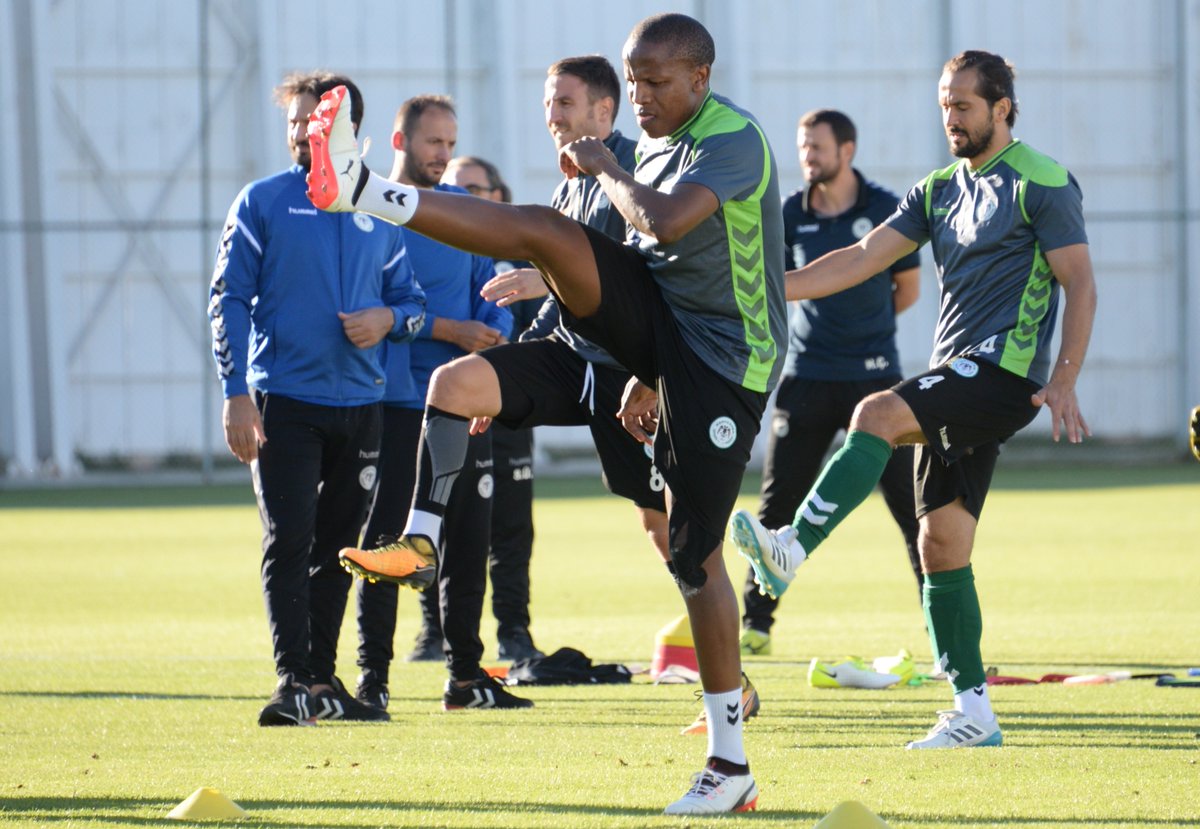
left=923, top=565, right=985, bottom=693
left=791, top=430, right=892, bottom=554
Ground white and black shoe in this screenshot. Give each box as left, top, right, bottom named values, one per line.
left=906, top=710, right=1003, bottom=749
left=663, top=767, right=758, bottom=815
left=311, top=676, right=390, bottom=722
left=258, top=673, right=314, bottom=727
left=442, top=673, right=533, bottom=710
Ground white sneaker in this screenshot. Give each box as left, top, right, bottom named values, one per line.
left=663, top=768, right=758, bottom=815
left=729, top=510, right=802, bottom=600
left=305, top=85, right=367, bottom=213
left=905, top=710, right=1003, bottom=749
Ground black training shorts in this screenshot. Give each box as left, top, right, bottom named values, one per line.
left=481, top=336, right=665, bottom=512
left=893, top=356, right=1040, bottom=519
left=551, top=223, right=767, bottom=590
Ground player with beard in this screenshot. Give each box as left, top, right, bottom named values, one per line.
left=208, top=71, right=423, bottom=725
left=351, top=95, right=515, bottom=711
left=731, top=50, right=1097, bottom=750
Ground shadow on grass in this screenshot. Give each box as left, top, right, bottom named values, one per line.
left=0, top=690, right=260, bottom=702
left=1, top=795, right=1194, bottom=827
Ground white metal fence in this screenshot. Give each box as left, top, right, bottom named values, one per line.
left=2, top=0, right=1197, bottom=479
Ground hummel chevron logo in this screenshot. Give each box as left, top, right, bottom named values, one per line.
left=383, top=189, right=407, bottom=206
left=726, top=702, right=741, bottom=725
left=800, top=492, right=838, bottom=526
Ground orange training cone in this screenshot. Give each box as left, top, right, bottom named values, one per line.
left=166, top=787, right=248, bottom=821
left=813, top=800, right=891, bottom=828
left=650, top=614, right=698, bottom=679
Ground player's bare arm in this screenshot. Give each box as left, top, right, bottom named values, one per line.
left=786, top=224, right=917, bottom=301
left=561, top=136, right=718, bottom=245
left=1031, top=242, right=1097, bottom=444
left=891, top=267, right=921, bottom=314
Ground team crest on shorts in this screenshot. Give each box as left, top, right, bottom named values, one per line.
left=852, top=217, right=874, bottom=239
left=950, top=357, right=979, bottom=378
left=359, top=465, right=377, bottom=490
left=353, top=213, right=375, bottom=232
left=477, top=473, right=494, bottom=499
left=709, top=416, right=737, bottom=449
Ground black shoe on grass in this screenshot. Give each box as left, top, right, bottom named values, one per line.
left=258, top=673, right=314, bottom=727
left=442, top=673, right=533, bottom=710
left=311, top=675, right=390, bottom=722
left=355, top=674, right=390, bottom=712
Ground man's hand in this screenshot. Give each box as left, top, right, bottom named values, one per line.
left=617, top=377, right=658, bottom=445
left=432, top=318, right=505, bottom=352
left=1031, top=370, right=1091, bottom=444
left=339, top=307, right=395, bottom=348
left=470, top=416, right=493, bottom=435
left=559, top=136, right=619, bottom=179
left=480, top=268, right=549, bottom=307
left=223, top=394, right=266, bottom=464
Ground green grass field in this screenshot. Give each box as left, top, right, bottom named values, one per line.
left=1, top=464, right=1198, bottom=828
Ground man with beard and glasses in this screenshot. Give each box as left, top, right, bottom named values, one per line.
left=350, top=95, right=516, bottom=710
left=732, top=50, right=1097, bottom=749
left=738, top=109, right=923, bottom=659
left=208, top=71, right=423, bottom=725
left=306, top=13, right=784, bottom=814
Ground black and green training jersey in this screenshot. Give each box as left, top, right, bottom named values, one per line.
left=631, top=91, right=786, bottom=394
left=885, top=140, right=1088, bottom=387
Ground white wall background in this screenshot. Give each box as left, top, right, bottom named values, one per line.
left=2, top=0, right=1197, bottom=478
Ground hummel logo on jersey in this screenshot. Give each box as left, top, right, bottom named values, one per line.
left=383, top=189, right=407, bottom=205
left=726, top=702, right=741, bottom=725
left=288, top=206, right=319, bottom=216
left=793, top=223, right=820, bottom=233
left=800, top=492, right=838, bottom=526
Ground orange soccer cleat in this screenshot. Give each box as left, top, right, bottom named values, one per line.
left=339, top=534, right=437, bottom=591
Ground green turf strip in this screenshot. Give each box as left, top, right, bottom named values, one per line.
left=0, top=464, right=1197, bottom=827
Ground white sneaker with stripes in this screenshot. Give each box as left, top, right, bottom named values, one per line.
left=906, top=710, right=1003, bottom=749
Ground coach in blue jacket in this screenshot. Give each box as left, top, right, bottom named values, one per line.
left=207, top=72, right=425, bottom=726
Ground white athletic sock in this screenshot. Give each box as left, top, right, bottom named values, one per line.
left=779, top=525, right=808, bottom=569
left=353, top=170, right=419, bottom=225
left=704, top=687, right=746, bottom=766
left=955, top=683, right=995, bottom=723
left=402, top=509, right=442, bottom=547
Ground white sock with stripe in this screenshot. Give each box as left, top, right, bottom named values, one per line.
left=704, top=687, right=746, bottom=765
left=955, top=683, right=995, bottom=723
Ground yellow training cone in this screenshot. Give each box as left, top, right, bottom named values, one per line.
left=813, top=800, right=891, bottom=828
left=166, top=787, right=248, bottom=821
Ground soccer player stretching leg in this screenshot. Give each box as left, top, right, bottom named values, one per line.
left=732, top=50, right=1097, bottom=749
